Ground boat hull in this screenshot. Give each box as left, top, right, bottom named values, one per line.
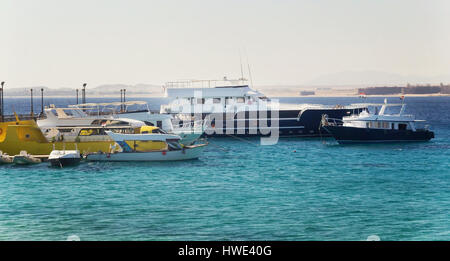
left=13, top=156, right=41, bottom=165
left=49, top=157, right=81, bottom=167
left=171, top=108, right=364, bottom=137
left=174, top=132, right=203, bottom=145
left=0, top=155, right=14, bottom=164
left=85, top=145, right=206, bottom=162
left=0, top=121, right=115, bottom=155
left=322, top=125, right=435, bottom=144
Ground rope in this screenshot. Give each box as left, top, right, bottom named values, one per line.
left=206, top=142, right=230, bottom=152
left=224, top=133, right=259, bottom=146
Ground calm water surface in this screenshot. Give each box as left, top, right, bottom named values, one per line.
left=0, top=97, right=449, bottom=240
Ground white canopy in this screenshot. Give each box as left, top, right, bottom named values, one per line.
left=69, top=101, right=149, bottom=107
left=105, top=131, right=181, bottom=142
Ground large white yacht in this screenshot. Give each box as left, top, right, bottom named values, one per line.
left=160, top=78, right=366, bottom=137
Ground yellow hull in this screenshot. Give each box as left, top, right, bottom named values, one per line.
left=0, top=120, right=114, bottom=155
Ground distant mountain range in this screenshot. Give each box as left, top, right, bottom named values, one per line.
left=4, top=71, right=450, bottom=97
left=4, top=84, right=164, bottom=97
left=305, top=70, right=450, bottom=87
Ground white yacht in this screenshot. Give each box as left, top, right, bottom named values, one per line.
left=85, top=127, right=207, bottom=162
left=160, top=78, right=366, bottom=137
left=321, top=99, right=435, bottom=144
left=38, top=102, right=202, bottom=145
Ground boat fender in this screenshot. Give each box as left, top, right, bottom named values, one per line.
left=106, top=153, right=111, bottom=158
left=162, top=151, right=166, bottom=155
left=182, top=148, right=186, bottom=154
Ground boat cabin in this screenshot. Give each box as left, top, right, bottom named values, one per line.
left=340, top=101, right=427, bottom=132
left=161, top=78, right=271, bottom=114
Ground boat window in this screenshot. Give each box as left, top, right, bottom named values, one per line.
left=398, top=123, right=407, bottom=130
left=366, top=122, right=370, bottom=128
left=63, top=110, right=74, bottom=116
left=225, top=97, right=232, bottom=104
left=391, top=123, right=395, bottom=129
left=382, top=122, right=389, bottom=129
left=213, top=98, right=221, bottom=104
left=197, top=98, right=205, bottom=104
left=157, top=121, right=163, bottom=128
left=236, top=97, right=245, bottom=103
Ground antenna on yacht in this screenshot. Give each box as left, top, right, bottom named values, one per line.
left=239, top=49, right=244, bottom=81
left=399, top=95, right=406, bottom=115
left=244, top=48, right=254, bottom=88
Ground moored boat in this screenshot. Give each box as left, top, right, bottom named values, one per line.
left=0, top=119, right=115, bottom=156
left=41, top=103, right=204, bottom=146
left=85, top=129, right=207, bottom=162
left=13, top=150, right=41, bottom=165
left=0, top=150, right=13, bottom=164
left=48, top=149, right=81, bottom=167
left=321, top=99, right=435, bottom=144
left=160, top=78, right=366, bottom=137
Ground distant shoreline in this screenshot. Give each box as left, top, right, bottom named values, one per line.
left=3, top=93, right=450, bottom=99
left=295, top=93, right=450, bottom=98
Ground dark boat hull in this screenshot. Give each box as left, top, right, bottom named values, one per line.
left=322, top=125, right=435, bottom=144
left=174, top=108, right=364, bottom=137
left=49, top=157, right=81, bottom=167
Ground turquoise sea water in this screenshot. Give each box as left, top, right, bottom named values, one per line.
left=0, top=97, right=449, bottom=241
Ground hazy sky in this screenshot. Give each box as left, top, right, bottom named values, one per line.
left=1, top=0, right=449, bottom=88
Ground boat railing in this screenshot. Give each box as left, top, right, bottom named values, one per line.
left=320, top=114, right=344, bottom=127
left=164, top=78, right=248, bottom=89
left=416, top=124, right=431, bottom=132
left=1, top=113, right=43, bottom=122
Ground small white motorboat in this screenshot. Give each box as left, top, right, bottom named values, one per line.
left=48, top=149, right=81, bottom=167
left=0, top=150, right=14, bottom=164
left=85, top=128, right=207, bottom=162
left=13, top=150, right=41, bottom=165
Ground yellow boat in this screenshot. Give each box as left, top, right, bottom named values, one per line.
left=0, top=119, right=115, bottom=155
left=0, top=119, right=178, bottom=156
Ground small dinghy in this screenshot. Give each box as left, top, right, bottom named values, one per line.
left=0, top=150, right=14, bottom=164
left=85, top=129, right=207, bottom=162
left=48, top=149, right=81, bottom=167
left=13, top=150, right=41, bottom=165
